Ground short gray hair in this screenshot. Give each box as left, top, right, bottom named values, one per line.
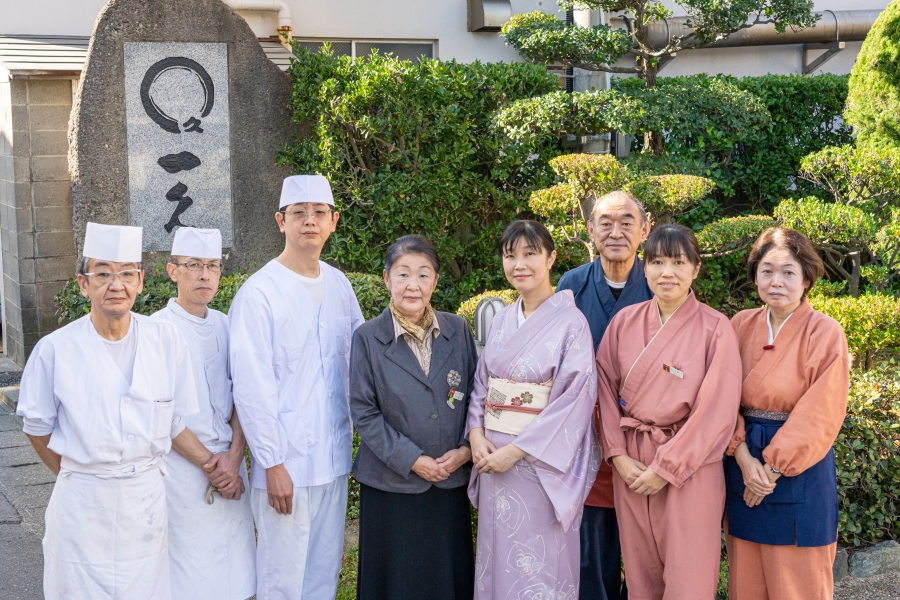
left=589, top=190, right=648, bottom=224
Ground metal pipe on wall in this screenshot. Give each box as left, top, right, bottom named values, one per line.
left=610, top=9, right=879, bottom=50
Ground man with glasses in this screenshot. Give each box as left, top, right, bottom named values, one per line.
left=17, top=222, right=199, bottom=599
left=556, top=190, right=652, bottom=600
left=229, top=175, right=364, bottom=599
left=152, top=227, right=256, bottom=600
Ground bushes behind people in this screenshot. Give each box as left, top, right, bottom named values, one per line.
left=278, top=46, right=564, bottom=311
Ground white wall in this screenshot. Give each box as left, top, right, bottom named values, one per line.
left=0, top=0, right=888, bottom=72
left=0, top=0, right=556, bottom=63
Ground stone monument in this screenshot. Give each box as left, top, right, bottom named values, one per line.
left=69, top=0, right=301, bottom=266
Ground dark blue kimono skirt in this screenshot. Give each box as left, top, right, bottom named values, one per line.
left=724, top=415, right=839, bottom=547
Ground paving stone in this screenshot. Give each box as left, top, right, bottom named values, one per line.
left=0, top=523, right=44, bottom=600
left=0, top=429, right=29, bottom=449
left=0, top=463, right=57, bottom=488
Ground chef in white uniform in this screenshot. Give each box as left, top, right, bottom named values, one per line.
left=229, top=175, right=364, bottom=599
left=17, top=222, right=199, bottom=600
left=152, top=227, right=256, bottom=600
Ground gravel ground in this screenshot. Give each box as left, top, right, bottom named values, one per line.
left=834, top=572, right=900, bottom=599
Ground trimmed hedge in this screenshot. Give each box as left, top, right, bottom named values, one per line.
left=846, top=0, right=900, bottom=151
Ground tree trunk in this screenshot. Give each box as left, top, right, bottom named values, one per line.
left=848, top=252, right=861, bottom=298
left=641, top=58, right=665, bottom=155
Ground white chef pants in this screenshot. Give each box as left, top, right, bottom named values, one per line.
left=251, top=474, right=348, bottom=600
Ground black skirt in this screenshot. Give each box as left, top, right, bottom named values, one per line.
left=356, top=483, right=475, bottom=600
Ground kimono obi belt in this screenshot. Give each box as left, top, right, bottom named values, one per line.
left=59, top=455, right=165, bottom=480
left=484, top=377, right=551, bottom=436
left=618, top=416, right=686, bottom=446
left=725, top=412, right=839, bottom=547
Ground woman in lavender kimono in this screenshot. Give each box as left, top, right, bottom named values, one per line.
left=467, top=220, right=600, bottom=600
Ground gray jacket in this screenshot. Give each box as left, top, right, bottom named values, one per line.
left=349, top=307, right=477, bottom=494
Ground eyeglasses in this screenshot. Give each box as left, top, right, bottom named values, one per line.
left=83, top=269, right=142, bottom=285
left=173, top=261, right=222, bottom=273
left=281, top=209, right=333, bottom=220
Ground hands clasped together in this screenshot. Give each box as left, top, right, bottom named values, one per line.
left=412, top=446, right=473, bottom=482
left=203, top=447, right=246, bottom=501
left=612, top=455, right=669, bottom=496
left=467, top=427, right=528, bottom=476
left=734, top=442, right=780, bottom=507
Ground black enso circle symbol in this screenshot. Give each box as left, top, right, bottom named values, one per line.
left=140, top=57, right=215, bottom=134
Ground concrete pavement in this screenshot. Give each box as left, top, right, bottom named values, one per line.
left=0, top=400, right=49, bottom=600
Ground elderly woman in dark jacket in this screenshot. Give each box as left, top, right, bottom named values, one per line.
left=350, top=235, right=477, bottom=600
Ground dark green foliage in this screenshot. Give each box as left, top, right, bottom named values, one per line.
left=846, top=0, right=900, bottom=151
left=277, top=45, right=565, bottom=310
left=618, top=74, right=853, bottom=206
left=836, top=365, right=900, bottom=546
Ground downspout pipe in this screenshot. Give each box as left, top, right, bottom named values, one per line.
left=610, top=9, right=879, bottom=50
left=221, top=0, right=293, bottom=51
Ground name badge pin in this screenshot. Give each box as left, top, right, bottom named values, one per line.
left=663, top=364, right=684, bottom=379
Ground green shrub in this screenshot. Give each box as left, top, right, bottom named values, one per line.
left=345, top=273, right=391, bottom=321
left=278, top=46, right=564, bottom=311
left=617, top=74, right=852, bottom=204
left=810, top=293, right=900, bottom=369
left=836, top=364, right=900, bottom=546
left=845, top=0, right=900, bottom=151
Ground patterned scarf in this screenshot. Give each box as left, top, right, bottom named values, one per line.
left=390, top=300, right=435, bottom=343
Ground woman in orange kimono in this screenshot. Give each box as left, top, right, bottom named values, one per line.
left=725, top=227, right=849, bottom=600
left=596, top=224, right=743, bottom=600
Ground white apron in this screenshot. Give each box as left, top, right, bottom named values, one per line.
left=43, top=459, right=170, bottom=600
left=165, top=450, right=256, bottom=600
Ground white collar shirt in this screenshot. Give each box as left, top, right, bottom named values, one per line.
left=17, top=313, right=199, bottom=471
left=152, top=299, right=234, bottom=451
left=229, top=260, right=365, bottom=488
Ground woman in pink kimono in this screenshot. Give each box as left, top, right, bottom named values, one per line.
left=596, top=224, right=742, bottom=600
left=467, top=220, right=600, bottom=600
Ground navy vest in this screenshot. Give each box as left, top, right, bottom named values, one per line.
left=725, top=415, right=839, bottom=547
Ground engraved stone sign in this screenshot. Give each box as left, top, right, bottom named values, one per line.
left=124, top=43, right=233, bottom=251
left=69, top=0, right=300, bottom=268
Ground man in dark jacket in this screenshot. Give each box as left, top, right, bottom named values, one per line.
left=556, top=190, right=653, bottom=600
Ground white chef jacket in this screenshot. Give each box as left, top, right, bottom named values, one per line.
left=229, top=260, right=364, bottom=489
left=152, top=299, right=234, bottom=450
left=18, top=313, right=199, bottom=468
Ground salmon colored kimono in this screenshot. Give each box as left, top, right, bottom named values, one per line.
left=725, top=300, right=849, bottom=600
left=596, top=293, right=742, bottom=600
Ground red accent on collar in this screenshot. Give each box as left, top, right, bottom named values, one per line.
left=763, top=345, right=775, bottom=350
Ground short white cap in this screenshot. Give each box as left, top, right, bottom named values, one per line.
left=171, top=227, right=222, bottom=259
left=279, top=175, right=334, bottom=209
left=82, top=222, right=143, bottom=262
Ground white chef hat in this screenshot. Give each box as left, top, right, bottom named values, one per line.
left=171, top=227, right=222, bottom=259
left=279, top=174, right=334, bottom=209
left=82, top=222, right=143, bottom=262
